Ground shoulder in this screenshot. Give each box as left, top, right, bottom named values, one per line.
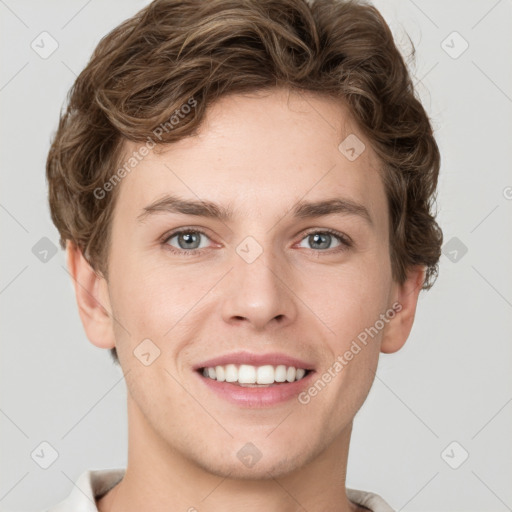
left=346, top=487, right=395, bottom=512
left=44, top=468, right=125, bottom=512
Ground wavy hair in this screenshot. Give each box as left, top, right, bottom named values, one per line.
left=46, top=0, right=443, bottom=364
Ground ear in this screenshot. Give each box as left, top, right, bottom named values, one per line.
left=380, top=265, right=426, bottom=354
left=65, top=240, right=116, bottom=350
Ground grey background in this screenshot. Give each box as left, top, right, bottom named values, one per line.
left=1, top=1, right=511, bottom=511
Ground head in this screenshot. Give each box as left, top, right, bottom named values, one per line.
left=47, top=0, right=442, bottom=479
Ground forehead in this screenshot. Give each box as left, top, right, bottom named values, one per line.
left=113, top=88, right=387, bottom=229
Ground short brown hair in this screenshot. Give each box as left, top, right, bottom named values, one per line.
left=46, top=0, right=443, bottom=365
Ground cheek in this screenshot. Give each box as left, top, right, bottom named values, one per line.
left=300, top=253, right=392, bottom=342
left=317, top=261, right=391, bottom=410
left=111, top=275, right=169, bottom=336
left=108, top=249, right=189, bottom=331
left=108, top=253, right=223, bottom=368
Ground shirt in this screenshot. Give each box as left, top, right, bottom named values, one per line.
left=45, top=468, right=395, bottom=512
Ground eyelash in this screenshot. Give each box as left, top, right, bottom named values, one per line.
left=161, top=227, right=353, bottom=257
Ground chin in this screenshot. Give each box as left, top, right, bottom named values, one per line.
left=190, top=440, right=317, bottom=481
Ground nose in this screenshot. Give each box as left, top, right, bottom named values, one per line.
left=220, top=244, right=298, bottom=331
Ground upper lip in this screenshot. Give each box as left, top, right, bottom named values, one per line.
left=193, top=351, right=315, bottom=371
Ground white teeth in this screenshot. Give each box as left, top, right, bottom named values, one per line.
left=215, top=365, right=225, bottom=382
left=225, top=364, right=238, bottom=382
left=256, top=365, right=275, bottom=385
left=238, top=364, right=256, bottom=384
left=274, top=365, right=287, bottom=382
left=200, top=363, right=309, bottom=385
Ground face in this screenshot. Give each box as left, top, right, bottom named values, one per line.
left=100, top=88, right=399, bottom=479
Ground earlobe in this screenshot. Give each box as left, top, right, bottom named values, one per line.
left=65, top=241, right=116, bottom=350
left=380, top=265, right=426, bottom=354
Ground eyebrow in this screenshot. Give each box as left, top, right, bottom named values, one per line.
left=137, top=193, right=373, bottom=227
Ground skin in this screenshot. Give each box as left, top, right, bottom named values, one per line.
left=67, top=87, right=425, bottom=512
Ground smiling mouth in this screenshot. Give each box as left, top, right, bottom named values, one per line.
left=197, top=363, right=313, bottom=387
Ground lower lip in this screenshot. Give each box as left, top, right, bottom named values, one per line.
left=194, top=370, right=316, bottom=408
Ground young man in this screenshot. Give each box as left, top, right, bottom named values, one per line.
left=45, top=0, right=443, bottom=510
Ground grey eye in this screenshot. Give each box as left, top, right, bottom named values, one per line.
left=166, top=231, right=208, bottom=250
left=298, top=232, right=342, bottom=250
